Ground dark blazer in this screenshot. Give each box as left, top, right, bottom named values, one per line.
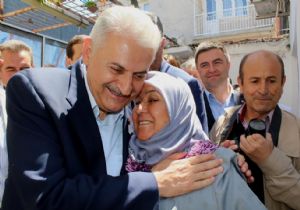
left=2, top=63, right=158, bottom=210
left=187, top=79, right=208, bottom=134
left=160, top=61, right=209, bottom=134
left=204, top=90, right=243, bottom=132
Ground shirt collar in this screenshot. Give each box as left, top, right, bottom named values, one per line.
left=204, top=84, right=234, bottom=103
left=81, top=63, right=124, bottom=122
left=160, top=60, right=169, bottom=72
left=237, top=104, right=274, bottom=130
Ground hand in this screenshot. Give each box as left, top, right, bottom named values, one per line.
left=220, top=140, right=239, bottom=151
left=237, top=153, right=254, bottom=183
left=240, top=133, right=274, bottom=164
left=152, top=153, right=223, bottom=197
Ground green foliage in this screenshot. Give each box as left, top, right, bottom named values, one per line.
left=84, top=0, right=97, bottom=8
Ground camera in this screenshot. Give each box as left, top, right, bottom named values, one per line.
left=246, top=119, right=266, bottom=138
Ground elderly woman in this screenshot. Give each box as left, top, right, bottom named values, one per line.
left=126, top=71, right=266, bottom=210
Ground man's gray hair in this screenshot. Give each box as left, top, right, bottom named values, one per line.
left=0, top=39, right=33, bottom=66
left=90, top=6, right=161, bottom=57
left=195, top=41, right=230, bottom=65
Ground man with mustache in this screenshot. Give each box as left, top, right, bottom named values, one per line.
left=195, top=41, right=242, bottom=132
left=210, top=50, right=300, bottom=210
left=2, top=6, right=224, bottom=210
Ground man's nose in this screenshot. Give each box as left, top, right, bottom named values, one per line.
left=258, top=81, right=268, bottom=95
left=208, top=63, right=216, bottom=72
left=119, top=74, right=133, bottom=96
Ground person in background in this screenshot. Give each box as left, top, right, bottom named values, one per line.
left=0, top=39, right=33, bottom=206
left=65, top=34, right=88, bottom=67
left=180, top=57, right=201, bottom=81
left=163, top=54, right=181, bottom=68
left=195, top=41, right=242, bottom=132
left=2, top=6, right=224, bottom=210
left=210, top=50, right=300, bottom=210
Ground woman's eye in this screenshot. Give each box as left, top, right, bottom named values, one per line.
left=148, top=98, right=158, bottom=103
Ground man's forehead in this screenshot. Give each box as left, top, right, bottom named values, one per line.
left=3, top=49, right=30, bottom=58
left=198, top=49, right=226, bottom=60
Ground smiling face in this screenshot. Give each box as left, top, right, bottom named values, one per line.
left=196, top=48, right=230, bottom=90
left=0, top=50, right=32, bottom=86
left=238, top=51, right=285, bottom=120
left=132, top=83, right=170, bottom=141
left=83, top=32, right=155, bottom=116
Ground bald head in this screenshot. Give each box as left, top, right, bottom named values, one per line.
left=237, top=50, right=286, bottom=119
left=239, top=50, right=285, bottom=84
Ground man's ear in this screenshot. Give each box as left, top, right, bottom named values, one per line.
left=237, top=76, right=243, bottom=93
left=65, top=57, right=72, bottom=67
left=282, top=75, right=286, bottom=86
left=82, top=36, right=92, bottom=65
left=0, top=59, right=4, bottom=73
left=161, top=37, right=167, bottom=49
left=0, top=59, right=3, bottom=68
left=0, top=59, right=3, bottom=80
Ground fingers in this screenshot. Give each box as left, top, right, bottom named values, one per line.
left=191, top=176, right=216, bottom=191
left=221, top=140, right=239, bottom=151
left=190, top=156, right=224, bottom=181
left=247, top=176, right=255, bottom=184
left=239, top=160, right=248, bottom=173
left=188, top=153, right=218, bottom=164
left=237, top=154, right=245, bottom=166
left=220, top=140, right=232, bottom=147
left=167, top=152, right=187, bottom=160
left=195, top=164, right=223, bottom=181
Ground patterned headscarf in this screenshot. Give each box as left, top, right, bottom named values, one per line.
left=128, top=71, right=208, bottom=165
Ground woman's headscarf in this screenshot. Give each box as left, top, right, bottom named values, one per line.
left=128, top=71, right=208, bottom=165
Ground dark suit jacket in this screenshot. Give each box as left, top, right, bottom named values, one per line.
left=2, top=63, right=158, bottom=210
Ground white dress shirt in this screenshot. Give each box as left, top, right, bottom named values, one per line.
left=0, top=85, right=8, bottom=206
left=81, top=64, right=123, bottom=176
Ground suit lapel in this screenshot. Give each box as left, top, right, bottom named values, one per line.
left=66, top=62, right=106, bottom=175
left=120, top=117, right=130, bottom=175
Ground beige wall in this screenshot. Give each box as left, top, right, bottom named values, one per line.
left=149, top=0, right=195, bottom=45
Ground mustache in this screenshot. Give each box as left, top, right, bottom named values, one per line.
left=255, top=96, right=273, bottom=100
left=106, top=84, right=131, bottom=98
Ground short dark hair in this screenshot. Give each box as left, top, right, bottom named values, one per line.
left=66, top=35, right=86, bottom=59
left=194, top=41, right=230, bottom=66
left=239, top=50, right=285, bottom=84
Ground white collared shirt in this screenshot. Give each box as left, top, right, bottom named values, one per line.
left=205, top=86, right=238, bottom=121
left=82, top=64, right=123, bottom=176
left=0, top=85, right=7, bottom=206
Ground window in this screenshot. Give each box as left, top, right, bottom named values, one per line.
left=235, top=0, right=247, bottom=16
left=223, top=0, right=232, bottom=16
left=206, top=0, right=216, bottom=20
left=143, top=3, right=150, bottom=11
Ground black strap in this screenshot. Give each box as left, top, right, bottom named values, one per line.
left=203, top=93, right=216, bottom=131
left=120, top=116, right=130, bottom=175
left=268, top=106, right=281, bottom=147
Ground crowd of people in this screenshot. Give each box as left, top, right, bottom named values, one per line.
left=0, top=5, right=299, bottom=210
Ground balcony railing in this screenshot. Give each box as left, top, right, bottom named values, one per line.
left=194, top=4, right=274, bottom=37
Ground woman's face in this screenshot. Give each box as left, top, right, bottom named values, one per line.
left=132, top=83, right=170, bottom=141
